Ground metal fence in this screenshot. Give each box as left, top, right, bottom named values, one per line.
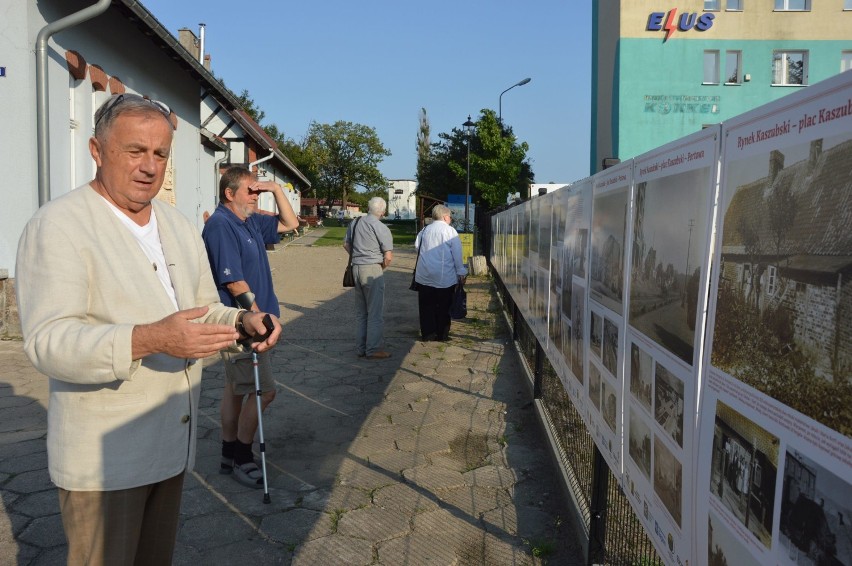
left=491, top=262, right=663, bottom=566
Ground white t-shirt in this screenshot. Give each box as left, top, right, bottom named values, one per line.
left=101, top=197, right=179, bottom=310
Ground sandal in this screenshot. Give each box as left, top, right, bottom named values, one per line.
left=233, top=461, right=264, bottom=489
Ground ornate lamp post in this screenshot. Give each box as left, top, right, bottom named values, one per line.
left=463, top=115, right=476, bottom=231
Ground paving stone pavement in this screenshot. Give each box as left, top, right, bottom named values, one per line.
left=0, top=229, right=585, bottom=565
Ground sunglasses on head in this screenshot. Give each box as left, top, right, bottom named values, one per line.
left=94, top=93, right=172, bottom=129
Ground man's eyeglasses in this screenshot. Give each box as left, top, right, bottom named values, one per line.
left=94, top=93, right=172, bottom=129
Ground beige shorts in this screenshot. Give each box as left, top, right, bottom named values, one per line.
left=220, top=349, right=275, bottom=396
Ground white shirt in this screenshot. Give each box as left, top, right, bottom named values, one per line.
left=414, top=220, right=467, bottom=289
left=101, top=197, right=179, bottom=310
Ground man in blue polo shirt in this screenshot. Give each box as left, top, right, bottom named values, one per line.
left=202, top=166, right=299, bottom=488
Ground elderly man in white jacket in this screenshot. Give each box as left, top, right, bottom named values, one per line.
left=16, top=93, right=280, bottom=565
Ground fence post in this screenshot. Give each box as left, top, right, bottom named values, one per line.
left=512, top=302, right=519, bottom=342
left=533, top=340, right=543, bottom=399
left=588, top=447, right=609, bottom=565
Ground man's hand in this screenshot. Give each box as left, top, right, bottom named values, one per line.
left=241, top=311, right=282, bottom=352
left=248, top=180, right=282, bottom=194
left=132, top=306, right=240, bottom=360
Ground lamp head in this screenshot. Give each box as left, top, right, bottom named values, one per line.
left=517, top=77, right=531, bottom=86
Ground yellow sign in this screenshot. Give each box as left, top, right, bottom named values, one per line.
left=459, top=233, right=474, bottom=265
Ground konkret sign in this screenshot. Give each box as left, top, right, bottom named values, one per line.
left=647, top=9, right=715, bottom=42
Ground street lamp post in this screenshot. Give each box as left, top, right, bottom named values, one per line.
left=498, top=77, right=531, bottom=129
left=463, top=115, right=475, bottom=231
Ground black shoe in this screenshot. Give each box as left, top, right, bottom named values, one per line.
left=421, top=333, right=437, bottom=342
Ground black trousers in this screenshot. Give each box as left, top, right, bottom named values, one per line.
left=418, top=284, right=456, bottom=340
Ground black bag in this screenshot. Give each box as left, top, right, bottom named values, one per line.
left=343, top=265, right=355, bottom=287
left=450, top=286, right=467, bottom=319
left=343, top=218, right=361, bottom=288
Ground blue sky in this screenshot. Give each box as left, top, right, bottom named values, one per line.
left=142, top=0, right=593, bottom=185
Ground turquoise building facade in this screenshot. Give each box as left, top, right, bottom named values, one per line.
left=591, top=1, right=852, bottom=173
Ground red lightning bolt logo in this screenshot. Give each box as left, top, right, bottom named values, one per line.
left=663, top=9, right=678, bottom=42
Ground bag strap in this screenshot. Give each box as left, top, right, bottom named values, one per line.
left=346, top=217, right=362, bottom=267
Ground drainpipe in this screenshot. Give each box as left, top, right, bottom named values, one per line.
left=248, top=149, right=274, bottom=174
left=36, top=0, right=112, bottom=207
left=213, top=146, right=230, bottom=205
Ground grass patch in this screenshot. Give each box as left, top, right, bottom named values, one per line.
left=312, top=226, right=348, bottom=247
left=310, top=219, right=417, bottom=247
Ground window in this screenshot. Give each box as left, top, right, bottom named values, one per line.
left=774, top=0, right=810, bottom=10
left=725, top=51, right=742, bottom=84
left=704, top=0, right=720, bottom=9
left=704, top=50, right=720, bottom=84
left=773, top=51, right=808, bottom=85
left=845, top=0, right=852, bottom=9
left=727, top=0, right=743, bottom=9
left=766, top=266, right=778, bottom=296
left=843, top=51, right=852, bottom=72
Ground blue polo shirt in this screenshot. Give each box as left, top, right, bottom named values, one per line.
left=202, top=204, right=281, bottom=316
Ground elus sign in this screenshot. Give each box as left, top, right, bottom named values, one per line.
left=647, top=9, right=715, bottom=42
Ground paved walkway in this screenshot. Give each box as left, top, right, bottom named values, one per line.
left=0, top=229, right=583, bottom=565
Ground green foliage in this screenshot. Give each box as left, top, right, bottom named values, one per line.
left=417, top=109, right=533, bottom=210
left=304, top=121, right=391, bottom=214
left=711, top=284, right=852, bottom=435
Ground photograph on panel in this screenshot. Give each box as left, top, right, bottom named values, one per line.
left=562, top=244, right=574, bottom=318
left=523, top=205, right=531, bottom=258
left=654, top=361, right=684, bottom=448
left=712, top=135, right=852, bottom=437
left=552, top=251, right=562, bottom=290
left=529, top=199, right=539, bottom=255
left=630, top=341, right=654, bottom=414
left=630, top=171, right=710, bottom=365
left=536, top=267, right=549, bottom=327
left=553, top=194, right=567, bottom=246
left=590, top=187, right=629, bottom=313
left=708, top=513, right=763, bottom=566
left=589, top=363, right=602, bottom=412
left=629, top=406, right=652, bottom=480
left=709, top=400, right=778, bottom=549
left=571, top=284, right=586, bottom=381
left=779, top=449, right=851, bottom=566
left=549, top=290, right=561, bottom=349
left=562, top=319, right=575, bottom=381
left=538, top=197, right=552, bottom=270
left=601, top=378, right=618, bottom=434
left=590, top=310, right=603, bottom=360
left=602, top=316, right=619, bottom=377
left=654, top=434, right=683, bottom=528
left=573, top=228, right=589, bottom=280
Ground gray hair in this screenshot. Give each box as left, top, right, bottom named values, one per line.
left=368, top=197, right=387, bottom=216
left=94, top=93, right=173, bottom=141
left=432, top=204, right=451, bottom=221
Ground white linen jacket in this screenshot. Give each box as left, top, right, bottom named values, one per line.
left=16, top=184, right=239, bottom=491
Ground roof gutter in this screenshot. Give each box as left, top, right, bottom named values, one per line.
left=36, top=0, right=112, bottom=207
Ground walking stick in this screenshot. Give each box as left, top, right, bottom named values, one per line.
left=252, top=314, right=274, bottom=503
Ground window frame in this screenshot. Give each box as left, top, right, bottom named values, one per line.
left=725, top=50, right=742, bottom=84
left=774, top=0, right=810, bottom=11
left=843, top=51, right=852, bottom=73
left=726, top=0, right=743, bottom=10
left=704, top=0, right=721, bottom=10
left=772, top=50, right=808, bottom=86
left=704, top=50, right=721, bottom=85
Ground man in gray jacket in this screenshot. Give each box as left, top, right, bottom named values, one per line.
left=343, top=197, right=394, bottom=359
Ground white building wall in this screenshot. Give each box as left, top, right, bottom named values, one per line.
left=387, top=179, right=416, bottom=219
left=2, top=0, right=220, bottom=279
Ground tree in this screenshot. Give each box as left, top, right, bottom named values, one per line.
left=417, top=109, right=533, bottom=210
left=303, top=121, right=391, bottom=215
left=415, top=108, right=431, bottom=186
